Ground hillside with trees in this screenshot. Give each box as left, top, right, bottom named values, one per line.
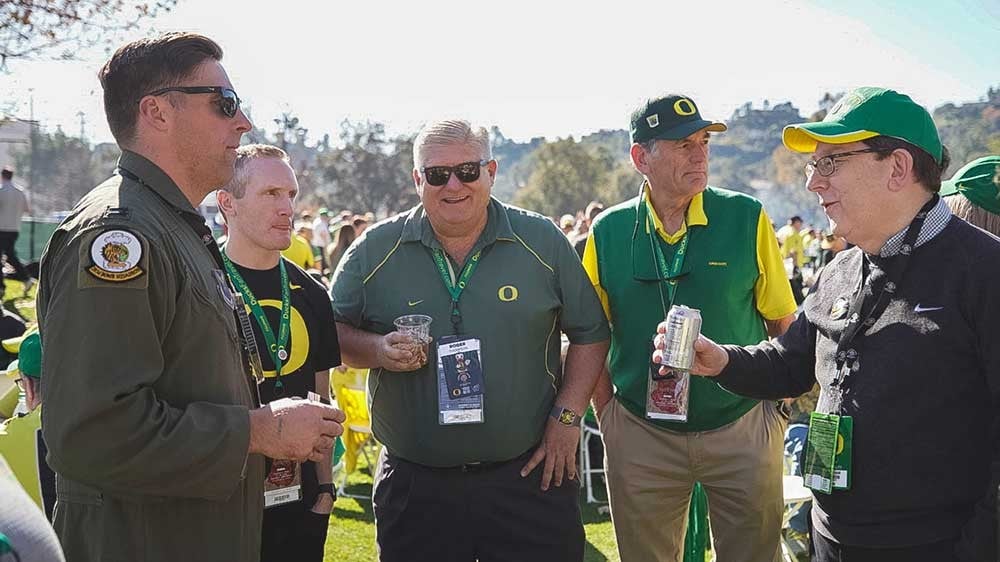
left=9, top=87, right=998, bottom=228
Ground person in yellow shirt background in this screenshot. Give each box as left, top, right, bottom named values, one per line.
left=282, top=221, right=317, bottom=270
left=776, top=215, right=805, bottom=305
left=0, top=331, right=55, bottom=518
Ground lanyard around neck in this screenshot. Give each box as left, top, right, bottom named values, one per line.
left=832, top=195, right=938, bottom=387
left=222, top=252, right=292, bottom=385
left=646, top=200, right=691, bottom=317
left=431, top=248, right=482, bottom=334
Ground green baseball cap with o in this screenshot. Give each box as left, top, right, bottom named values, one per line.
left=782, top=87, right=943, bottom=164
left=3, top=331, right=40, bottom=381
left=940, top=155, right=1000, bottom=214
left=630, top=94, right=727, bottom=144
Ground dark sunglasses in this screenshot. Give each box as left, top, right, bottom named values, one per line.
left=143, top=86, right=242, bottom=118
left=420, top=160, right=490, bottom=187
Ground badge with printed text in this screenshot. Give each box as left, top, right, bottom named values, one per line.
left=87, top=229, right=144, bottom=282
left=436, top=335, right=485, bottom=425
left=263, top=458, right=302, bottom=508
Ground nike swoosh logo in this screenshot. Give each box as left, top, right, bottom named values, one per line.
left=290, top=284, right=302, bottom=290
left=408, top=300, right=424, bottom=307
left=914, top=304, right=943, bottom=313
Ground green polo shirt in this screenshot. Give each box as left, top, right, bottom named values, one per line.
left=332, top=198, right=609, bottom=467
left=583, top=185, right=795, bottom=432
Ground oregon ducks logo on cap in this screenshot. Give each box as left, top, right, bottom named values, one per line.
left=673, top=98, right=697, bottom=116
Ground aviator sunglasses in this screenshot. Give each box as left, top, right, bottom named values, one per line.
left=142, top=86, right=242, bottom=118
left=420, top=160, right=491, bottom=187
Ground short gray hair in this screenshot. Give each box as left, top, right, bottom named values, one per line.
left=222, top=144, right=289, bottom=198
left=413, top=119, right=491, bottom=169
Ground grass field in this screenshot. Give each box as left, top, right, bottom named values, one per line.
left=325, top=453, right=622, bottom=562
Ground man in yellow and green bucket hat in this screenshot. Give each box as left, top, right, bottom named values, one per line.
left=663, top=86, right=1000, bottom=561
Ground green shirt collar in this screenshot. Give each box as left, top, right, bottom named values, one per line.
left=117, top=150, right=200, bottom=215
left=400, top=196, right=515, bottom=249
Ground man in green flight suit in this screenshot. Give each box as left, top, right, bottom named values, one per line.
left=37, top=33, right=345, bottom=562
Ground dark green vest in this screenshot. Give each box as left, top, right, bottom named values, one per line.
left=592, top=186, right=768, bottom=431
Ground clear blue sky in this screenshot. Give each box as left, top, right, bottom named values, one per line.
left=2, top=0, right=997, bottom=145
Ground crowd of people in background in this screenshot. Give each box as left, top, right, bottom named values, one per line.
left=2, top=30, right=1000, bottom=562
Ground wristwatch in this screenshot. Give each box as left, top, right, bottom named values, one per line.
left=317, top=483, right=336, bottom=498
left=550, top=405, right=581, bottom=427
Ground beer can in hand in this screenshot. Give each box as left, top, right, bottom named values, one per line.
left=647, top=305, right=702, bottom=421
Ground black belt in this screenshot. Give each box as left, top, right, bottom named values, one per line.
left=397, top=447, right=535, bottom=474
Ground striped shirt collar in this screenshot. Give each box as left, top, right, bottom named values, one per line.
left=878, top=196, right=951, bottom=258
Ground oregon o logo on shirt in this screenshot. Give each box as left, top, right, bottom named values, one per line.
left=258, top=299, right=309, bottom=376
left=498, top=285, right=518, bottom=302
left=673, top=98, right=697, bottom=116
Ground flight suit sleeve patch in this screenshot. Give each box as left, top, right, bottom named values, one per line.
left=79, top=228, right=149, bottom=289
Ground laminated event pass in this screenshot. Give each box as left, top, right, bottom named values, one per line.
left=803, top=412, right=852, bottom=494
left=436, top=335, right=485, bottom=425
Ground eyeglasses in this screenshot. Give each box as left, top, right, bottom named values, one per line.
left=143, top=86, right=242, bottom=118
left=804, top=148, right=883, bottom=178
left=420, top=160, right=490, bottom=187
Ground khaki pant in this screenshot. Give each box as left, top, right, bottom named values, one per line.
left=600, top=398, right=785, bottom=562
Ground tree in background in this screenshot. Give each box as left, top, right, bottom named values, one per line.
left=319, top=121, right=418, bottom=216
left=514, top=138, right=612, bottom=218
left=1, top=0, right=177, bottom=66
left=11, top=126, right=111, bottom=214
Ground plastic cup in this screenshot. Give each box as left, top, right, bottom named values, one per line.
left=393, top=314, right=432, bottom=366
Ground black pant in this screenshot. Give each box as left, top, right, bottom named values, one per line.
left=789, top=270, right=805, bottom=306
left=0, top=231, right=29, bottom=282
left=812, top=530, right=959, bottom=562
left=260, top=501, right=331, bottom=562
left=373, top=448, right=584, bottom=562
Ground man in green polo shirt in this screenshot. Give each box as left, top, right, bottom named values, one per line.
left=582, top=94, right=796, bottom=562
left=331, top=119, right=610, bottom=562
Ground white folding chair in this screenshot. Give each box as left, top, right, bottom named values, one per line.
left=578, top=422, right=607, bottom=507
left=781, top=423, right=812, bottom=561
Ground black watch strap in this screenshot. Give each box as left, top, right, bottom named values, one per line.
left=317, top=483, right=336, bottom=497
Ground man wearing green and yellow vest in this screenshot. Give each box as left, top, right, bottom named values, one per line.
left=583, top=94, right=796, bottom=562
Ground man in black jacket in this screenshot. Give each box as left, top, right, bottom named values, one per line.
left=655, top=87, right=1000, bottom=562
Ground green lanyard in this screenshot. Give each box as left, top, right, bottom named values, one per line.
left=222, top=252, right=292, bottom=387
left=431, top=248, right=482, bottom=333
left=649, top=221, right=690, bottom=314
